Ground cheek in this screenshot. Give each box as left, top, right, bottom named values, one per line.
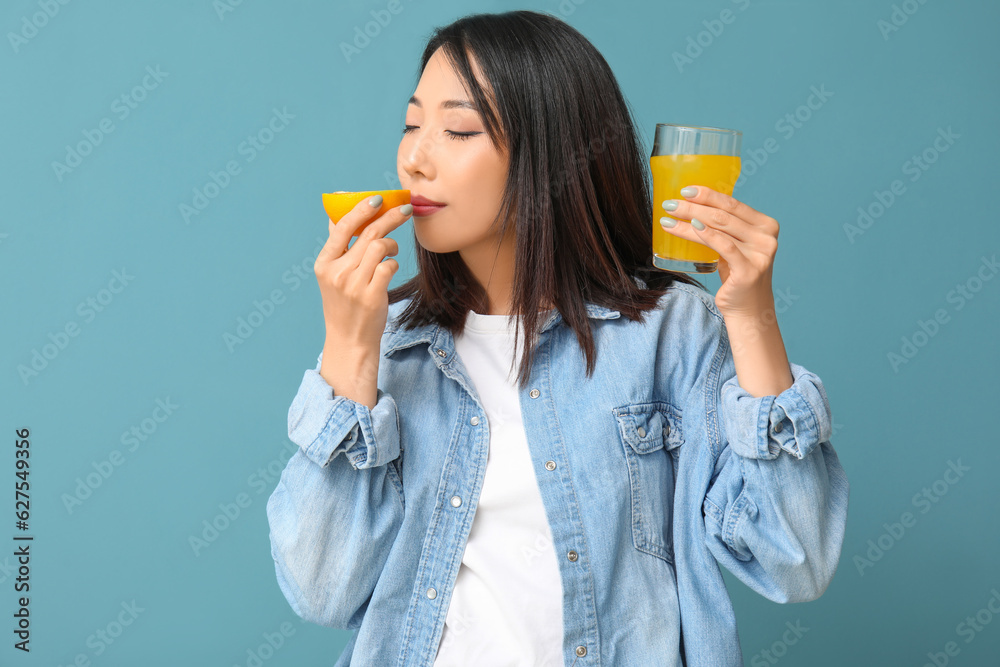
left=454, top=145, right=506, bottom=199
left=413, top=209, right=479, bottom=254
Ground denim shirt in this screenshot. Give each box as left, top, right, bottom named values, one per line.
left=266, top=280, right=850, bottom=666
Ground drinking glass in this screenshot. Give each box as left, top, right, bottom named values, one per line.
left=651, top=124, right=742, bottom=273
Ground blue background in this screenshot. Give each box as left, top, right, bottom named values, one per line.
left=2, top=0, right=998, bottom=664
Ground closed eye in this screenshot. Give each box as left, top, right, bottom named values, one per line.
left=402, top=125, right=480, bottom=141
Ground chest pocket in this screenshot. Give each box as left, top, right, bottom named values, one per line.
left=613, top=402, right=683, bottom=564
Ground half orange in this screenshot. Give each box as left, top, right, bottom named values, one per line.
left=322, top=189, right=411, bottom=237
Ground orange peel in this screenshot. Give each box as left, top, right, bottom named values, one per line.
left=322, top=189, right=411, bottom=237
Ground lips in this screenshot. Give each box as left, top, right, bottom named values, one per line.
left=411, top=194, right=446, bottom=216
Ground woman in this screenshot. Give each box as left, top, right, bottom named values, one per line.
left=267, top=10, right=849, bottom=667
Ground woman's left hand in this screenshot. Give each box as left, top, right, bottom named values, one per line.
left=660, top=186, right=780, bottom=317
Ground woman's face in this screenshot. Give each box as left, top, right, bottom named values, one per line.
left=397, top=47, right=510, bottom=254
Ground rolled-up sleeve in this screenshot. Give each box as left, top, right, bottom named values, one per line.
left=288, top=352, right=401, bottom=470
left=701, top=327, right=850, bottom=604
left=719, top=362, right=832, bottom=461
left=269, top=349, right=405, bottom=629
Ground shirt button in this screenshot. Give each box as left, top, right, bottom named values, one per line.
left=774, top=422, right=783, bottom=433
left=637, top=426, right=646, bottom=437
left=575, top=645, right=587, bottom=657
left=529, top=389, right=540, bottom=398
left=567, top=550, right=578, bottom=562
left=450, top=495, right=462, bottom=507
left=426, top=587, right=437, bottom=599
left=545, top=460, right=556, bottom=471
left=470, top=416, right=480, bottom=426
left=437, top=349, right=447, bottom=357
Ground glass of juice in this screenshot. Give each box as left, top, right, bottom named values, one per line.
left=651, top=124, right=742, bottom=273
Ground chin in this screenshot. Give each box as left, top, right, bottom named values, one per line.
left=414, top=229, right=459, bottom=255
left=414, top=219, right=470, bottom=255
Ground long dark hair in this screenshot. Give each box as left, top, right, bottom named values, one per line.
left=388, top=10, right=707, bottom=389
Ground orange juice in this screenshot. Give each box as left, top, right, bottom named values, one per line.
left=651, top=155, right=741, bottom=265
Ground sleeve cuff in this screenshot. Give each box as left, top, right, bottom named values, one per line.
left=287, top=366, right=401, bottom=470
left=720, top=361, right=832, bottom=460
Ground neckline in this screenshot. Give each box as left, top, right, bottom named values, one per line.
left=462, top=308, right=554, bottom=334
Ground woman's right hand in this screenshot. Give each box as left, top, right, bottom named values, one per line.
left=314, top=194, right=413, bottom=353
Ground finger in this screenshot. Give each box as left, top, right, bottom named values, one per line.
left=360, top=202, right=413, bottom=243
left=343, top=201, right=412, bottom=258
left=367, top=257, right=400, bottom=296
left=676, top=185, right=777, bottom=231
left=314, top=224, right=345, bottom=267
left=338, top=194, right=396, bottom=238
left=661, top=198, right=754, bottom=244
left=351, top=236, right=400, bottom=287
left=341, top=204, right=410, bottom=270
left=659, top=216, right=752, bottom=272
left=315, top=195, right=388, bottom=266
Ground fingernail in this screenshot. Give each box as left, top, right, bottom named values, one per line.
left=680, top=186, right=698, bottom=198
left=660, top=216, right=677, bottom=228
left=662, top=199, right=678, bottom=212
left=691, top=218, right=705, bottom=230
left=369, top=194, right=383, bottom=208
left=399, top=203, right=413, bottom=216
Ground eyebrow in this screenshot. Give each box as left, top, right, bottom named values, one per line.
left=408, top=95, right=478, bottom=111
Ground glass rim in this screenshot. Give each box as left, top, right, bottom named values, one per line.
left=655, top=123, right=741, bottom=136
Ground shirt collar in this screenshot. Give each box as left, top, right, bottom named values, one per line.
left=382, top=302, right=621, bottom=358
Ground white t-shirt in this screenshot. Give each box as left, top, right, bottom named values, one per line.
left=433, top=309, right=564, bottom=667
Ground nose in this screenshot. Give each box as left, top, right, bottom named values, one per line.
left=399, top=129, right=436, bottom=180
